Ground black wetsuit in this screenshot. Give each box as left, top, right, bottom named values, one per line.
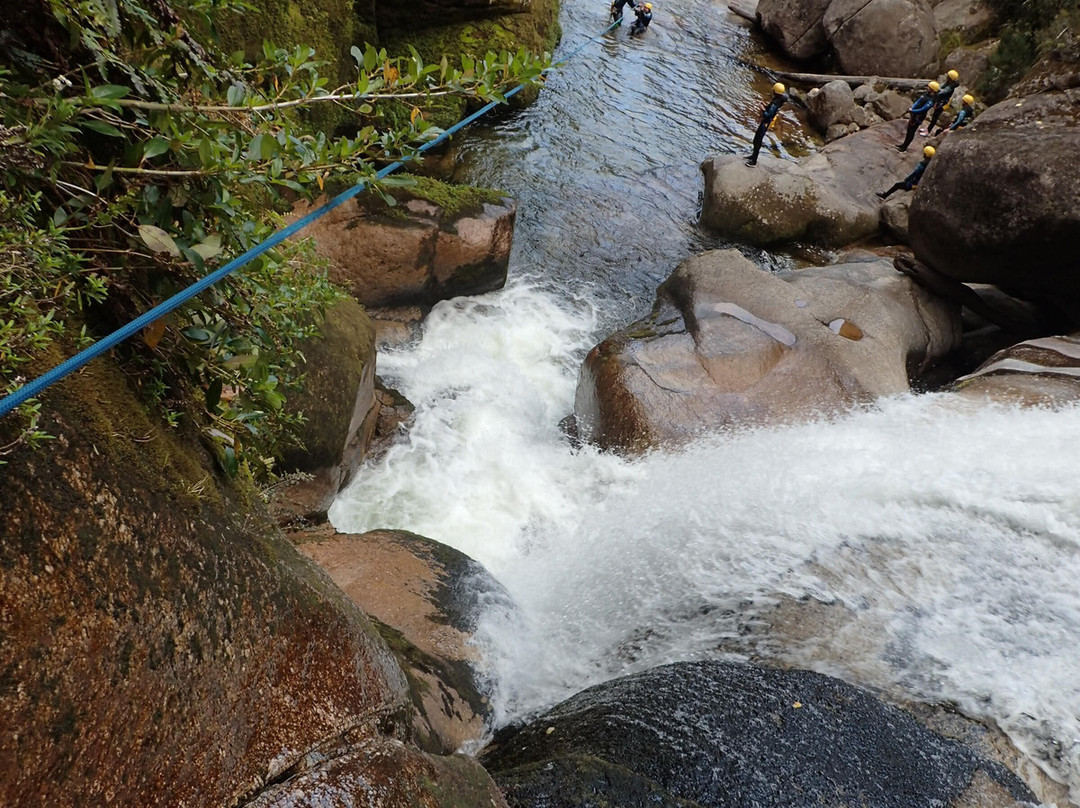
left=925, top=80, right=959, bottom=132
left=878, top=156, right=931, bottom=199
left=897, top=91, right=935, bottom=152
left=630, top=6, right=652, bottom=34
left=935, top=103, right=974, bottom=134
left=612, top=0, right=636, bottom=20
left=747, top=92, right=789, bottom=165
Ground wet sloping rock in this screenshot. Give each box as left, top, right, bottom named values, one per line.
left=297, top=527, right=511, bottom=754
left=294, top=181, right=516, bottom=309
left=268, top=298, right=378, bottom=524
left=908, top=91, right=1080, bottom=325
left=481, top=660, right=1035, bottom=808
left=0, top=361, right=411, bottom=807
left=701, top=119, right=925, bottom=247
left=947, top=334, right=1080, bottom=405
left=574, top=249, right=960, bottom=451
left=823, top=0, right=939, bottom=78
left=247, top=733, right=508, bottom=808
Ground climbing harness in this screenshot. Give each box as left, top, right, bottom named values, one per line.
left=0, top=20, right=621, bottom=420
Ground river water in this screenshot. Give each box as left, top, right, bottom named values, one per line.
left=330, top=0, right=1080, bottom=801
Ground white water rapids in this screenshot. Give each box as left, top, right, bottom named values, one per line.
left=330, top=0, right=1080, bottom=802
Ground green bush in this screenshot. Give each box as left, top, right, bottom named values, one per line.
left=0, top=0, right=548, bottom=475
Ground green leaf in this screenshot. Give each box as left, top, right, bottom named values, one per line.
left=81, top=120, right=125, bottom=138
left=141, top=137, right=171, bottom=160
left=190, top=234, right=222, bottom=261
left=137, top=224, right=181, bottom=256
left=181, top=327, right=212, bottom=343
left=226, top=83, right=244, bottom=107
left=364, top=45, right=377, bottom=72
left=90, top=84, right=130, bottom=100
left=350, top=45, right=364, bottom=68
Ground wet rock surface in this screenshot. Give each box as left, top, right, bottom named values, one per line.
left=296, top=527, right=512, bottom=754
left=574, top=249, right=960, bottom=451
left=481, top=659, right=1035, bottom=808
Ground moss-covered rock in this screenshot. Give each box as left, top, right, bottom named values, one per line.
left=266, top=298, right=378, bottom=524
left=293, top=176, right=517, bottom=308
left=0, top=352, right=421, bottom=806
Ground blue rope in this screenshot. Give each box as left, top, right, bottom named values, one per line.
left=0, top=21, right=621, bottom=420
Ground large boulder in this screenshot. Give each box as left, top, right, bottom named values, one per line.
left=481, top=660, right=1036, bottom=808
left=573, top=249, right=960, bottom=451
left=756, top=0, right=833, bottom=60
left=806, top=79, right=858, bottom=132
left=933, top=0, right=995, bottom=42
left=823, top=0, right=939, bottom=77
left=296, top=527, right=510, bottom=755
left=294, top=178, right=517, bottom=309
left=908, top=91, right=1080, bottom=324
left=701, top=119, right=923, bottom=247
left=0, top=360, right=413, bottom=806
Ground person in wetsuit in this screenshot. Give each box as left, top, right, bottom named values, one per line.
left=933, top=93, right=976, bottom=135
left=877, top=145, right=935, bottom=199
left=746, top=82, right=789, bottom=166
left=923, top=70, right=960, bottom=134
left=611, top=0, right=636, bottom=22
left=630, top=2, right=653, bottom=35
left=897, top=80, right=938, bottom=152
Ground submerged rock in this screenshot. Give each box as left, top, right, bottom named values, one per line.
left=574, top=249, right=960, bottom=451
left=481, top=659, right=1035, bottom=808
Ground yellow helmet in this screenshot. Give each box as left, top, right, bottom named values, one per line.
left=928, top=80, right=941, bottom=92
left=773, top=82, right=786, bottom=94
left=923, top=145, right=936, bottom=157
left=962, top=93, right=974, bottom=105
left=947, top=69, right=959, bottom=81
left=644, top=2, right=652, bottom=8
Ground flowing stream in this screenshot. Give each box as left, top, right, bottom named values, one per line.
left=330, top=0, right=1080, bottom=801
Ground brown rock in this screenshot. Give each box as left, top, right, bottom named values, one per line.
left=574, top=249, right=960, bottom=451
left=0, top=362, right=411, bottom=807
left=757, top=0, right=833, bottom=60
left=948, top=335, right=1080, bottom=406
left=700, top=119, right=919, bottom=248
left=293, top=187, right=516, bottom=309
left=298, top=527, right=505, bottom=755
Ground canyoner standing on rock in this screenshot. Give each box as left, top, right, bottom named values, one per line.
left=934, top=93, right=976, bottom=135
left=877, top=145, right=935, bottom=199
left=630, top=2, right=653, bottom=35
left=922, top=70, right=960, bottom=135
left=746, top=82, right=789, bottom=166
left=897, top=80, right=938, bottom=152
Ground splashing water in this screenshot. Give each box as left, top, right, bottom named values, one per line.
left=332, top=0, right=1080, bottom=800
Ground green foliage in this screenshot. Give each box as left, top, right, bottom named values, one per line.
left=0, top=0, right=549, bottom=478
left=980, top=0, right=1079, bottom=100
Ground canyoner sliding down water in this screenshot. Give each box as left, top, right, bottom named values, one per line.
left=333, top=0, right=1080, bottom=805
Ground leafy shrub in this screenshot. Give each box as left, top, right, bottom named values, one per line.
left=0, top=0, right=548, bottom=475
